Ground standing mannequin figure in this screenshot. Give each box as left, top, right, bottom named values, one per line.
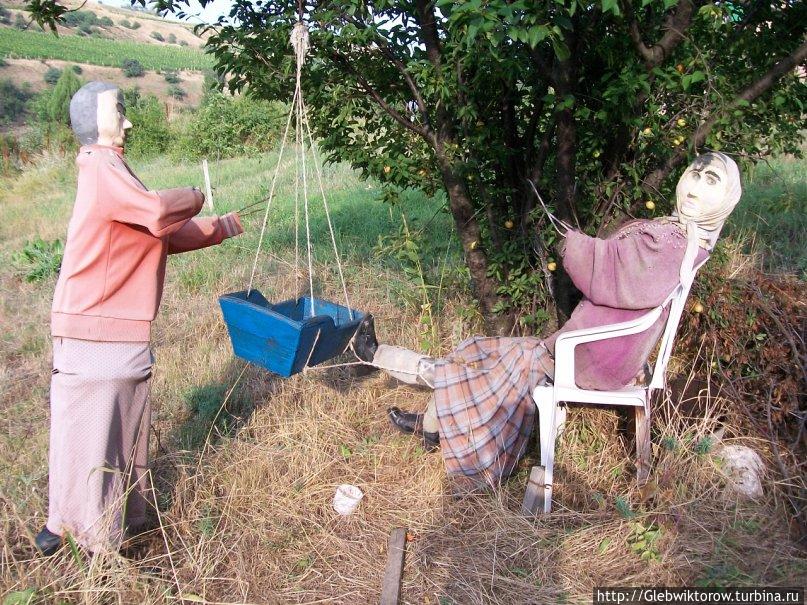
left=36, top=81, right=245, bottom=555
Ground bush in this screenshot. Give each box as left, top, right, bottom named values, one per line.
left=14, top=13, right=27, bottom=29
left=99, top=16, right=113, bottom=27
left=0, top=57, right=8, bottom=67
left=77, top=23, right=96, bottom=36
left=150, top=31, right=164, bottom=42
left=130, top=20, right=141, bottom=29
left=43, top=66, right=61, bottom=85
left=46, top=68, right=82, bottom=125
left=120, top=18, right=130, bottom=27
left=0, top=79, right=33, bottom=125
left=179, top=40, right=188, bottom=47
left=167, top=84, right=186, bottom=99
left=0, top=5, right=11, bottom=25
left=163, top=71, right=181, bottom=84
left=123, top=92, right=171, bottom=158
left=12, top=237, right=64, bottom=282
left=121, top=58, right=144, bottom=78
left=175, top=92, right=287, bottom=159
left=167, top=33, right=176, bottom=44
left=71, top=64, right=82, bottom=74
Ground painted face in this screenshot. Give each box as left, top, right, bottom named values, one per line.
left=95, top=88, right=132, bottom=147
left=675, top=155, right=730, bottom=224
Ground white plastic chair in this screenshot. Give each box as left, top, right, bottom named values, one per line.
left=522, top=260, right=707, bottom=514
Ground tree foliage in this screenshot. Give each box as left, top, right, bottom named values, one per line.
left=25, top=0, right=807, bottom=332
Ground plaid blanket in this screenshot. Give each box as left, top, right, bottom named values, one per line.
left=432, top=336, right=551, bottom=484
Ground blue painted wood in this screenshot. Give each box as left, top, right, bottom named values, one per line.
left=219, top=290, right=365, bottom=377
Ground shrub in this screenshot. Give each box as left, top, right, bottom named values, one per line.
left=14, top=13, right=27, bottom=29
left=0, top=79, right=33, bottom=125
left=71, top=64, right=82, bottom=74
left=179, top=40, right=188, bottom=47
left=77, top=23, right=96, bottom=36
left=167, top=33, right=176, bottom=44
left=167, top=84, right=186, bottom=99
left=0, top=5, right=11, bottom=25
left=12, top=237, right=64, bottom=282
left=163, top=71, right=181, bottom=84
left=120, top=18, right=131, bottom=28
left=130, top=20, right=141, bottom=29
left=175, top=92, right=287, bottom=159
left=99, top=16, right=113, bottom=27
left=0, top=57, right=8, bottom=67
left=43, top=66, right=61, bottom=85
left=123, top=91, right=171, bottom=158
left=46, top=68, right=82, bottom=125
left=121, top=58, right=144, bottom=78
left=150, top=31, right=164, bottom=42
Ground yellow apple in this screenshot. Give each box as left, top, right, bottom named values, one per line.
left=547, top=261, right=557, bottom=272
left=693, top=302, right=704, bottom=313
left=504, top=220, right=514, bottom=229
left=677, top=118, right=686, bottom=127
left=642, top=127, right=652, bottom=135
left=383, top=165, right=391, bottom=174
left=645, top=200, right=656, bottom=210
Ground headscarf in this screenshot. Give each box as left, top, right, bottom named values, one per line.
left=667, top=152, right=742, bottom=285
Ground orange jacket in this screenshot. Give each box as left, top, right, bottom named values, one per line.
left=51, top=144, right=243, bottom=342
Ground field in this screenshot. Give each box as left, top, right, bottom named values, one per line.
left=0, top=26, right=213, bottom=71
left=0, top=149, right=805, bottom=603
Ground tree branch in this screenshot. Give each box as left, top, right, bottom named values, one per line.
left=623, top=0, right=695, bottom=67
left=414, top=0, right=442, bottom=68
left=329, top=51, right=436, bottom=146
left=642, top=37, right=807, bottom=194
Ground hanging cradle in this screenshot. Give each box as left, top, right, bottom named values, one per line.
left=219, top=22, right=365, bottom=377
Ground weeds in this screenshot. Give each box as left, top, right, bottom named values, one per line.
left=12, top=236, right=62, bottom=282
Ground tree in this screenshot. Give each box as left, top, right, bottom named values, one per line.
left=46, top=67, right=82, bottom=124
left=25, top=0, right=807, bottom=333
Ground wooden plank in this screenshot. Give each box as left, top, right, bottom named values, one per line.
left=380, top=527, right=407, bottom=605
left=635, top=406, right=652, bottom=486
left=522, top=465, right=544, bottom=515
left=202, top=158, right=214, bottom=211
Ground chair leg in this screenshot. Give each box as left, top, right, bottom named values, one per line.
left=635, top=403, right=652, bottom=486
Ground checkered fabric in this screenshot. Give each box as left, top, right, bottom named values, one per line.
left=432, top=336, right=551, bottom=485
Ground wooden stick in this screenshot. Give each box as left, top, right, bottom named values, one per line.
left=202, top=158, right=214, bottom=211
left=380, top=527, right=407, bottom=605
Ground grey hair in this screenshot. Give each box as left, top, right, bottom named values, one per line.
left=69, top=81, right=123, bottom=145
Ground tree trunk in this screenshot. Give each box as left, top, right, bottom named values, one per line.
left=436, top=158, right=514, bottom=335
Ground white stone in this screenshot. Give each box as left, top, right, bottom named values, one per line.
left=715, top=444, right=765, bottom=499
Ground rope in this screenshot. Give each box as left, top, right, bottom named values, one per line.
left=247, top=85, right=299, bottom=296
left=300, top=96, right=354, bottom=319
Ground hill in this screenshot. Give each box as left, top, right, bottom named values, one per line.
left=0, top=0, right=210, bottom=110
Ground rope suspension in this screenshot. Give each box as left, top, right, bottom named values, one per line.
left=246, top=21, right=354, bottom=321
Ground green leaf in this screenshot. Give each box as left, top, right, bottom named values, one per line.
left=339, top=444, right=352, bottom=459
left=597, top=538, right=612, bottom=554
left=552, top=38, right=570, bottom=61
left=3, top=590, right=37, bottom=605
left=601, top=0, right=620, bottom=16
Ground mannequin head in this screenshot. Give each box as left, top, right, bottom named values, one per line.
left=673, top=152, right=742, bottom=248
left=69, top=81, right=132, bottom=147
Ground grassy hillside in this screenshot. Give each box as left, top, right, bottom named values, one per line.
left=0, top=26, right=212, bottom=70
left=0, top=148, right=804, bottom=602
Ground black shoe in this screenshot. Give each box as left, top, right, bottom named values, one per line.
left=35, top=526, right=62, bottom=557
left=423, top=431, right=440, bottom=452
left=387, top=406, right=423, bottom=435
left=351, top=314, right=379, bottom=364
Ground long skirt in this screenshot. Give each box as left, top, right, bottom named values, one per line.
left=432, top=337, right=551, bottom=485
left=47, top=337, right=153, bottom=552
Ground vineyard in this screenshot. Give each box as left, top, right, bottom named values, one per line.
left=0, top=27, right=213, bottom=71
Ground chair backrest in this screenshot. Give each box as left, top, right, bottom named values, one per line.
left=647, top=258, right=708, bottom=390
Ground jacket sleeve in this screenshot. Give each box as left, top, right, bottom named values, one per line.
left=168, top=212, right=244, bottom=254
left=98, top=156, right=204, bottom=237
left=560, top=222, right=688, bottom=310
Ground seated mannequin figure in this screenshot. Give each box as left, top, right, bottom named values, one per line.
left=351, top=152, right=742, bottom=485
left=35, top=81, right=244, bottom=556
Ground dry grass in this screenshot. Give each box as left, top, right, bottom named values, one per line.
left=0, top=154, right=804, bottom=604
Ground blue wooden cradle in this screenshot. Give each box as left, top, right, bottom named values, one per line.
left=219, top=290, right=365, bottom=377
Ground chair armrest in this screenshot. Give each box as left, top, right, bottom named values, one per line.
left=554, top=305, right=664, bottom=389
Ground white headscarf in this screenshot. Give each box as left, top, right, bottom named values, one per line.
left=668, top=152, right=742, bottom=285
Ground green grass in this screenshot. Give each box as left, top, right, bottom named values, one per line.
left=725, top=154, right=807, bottom=278
left=0, top=27, right=212, bottom=71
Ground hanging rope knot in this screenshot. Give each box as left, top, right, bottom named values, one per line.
left=290, top=22, right=310, bottom=64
